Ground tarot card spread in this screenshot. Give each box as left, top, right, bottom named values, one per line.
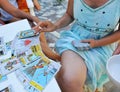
left=0, top=29, right=61, bottom=92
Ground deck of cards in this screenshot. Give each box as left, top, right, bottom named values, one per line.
left=72, top=40, right=91, bottom=50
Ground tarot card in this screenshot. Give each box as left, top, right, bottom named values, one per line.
left=16, top=58, right=61, bottom=92
left=0, top=57, right=22, bottom=75
left=72, top=40, right=91, bottom=50
left=12, top=36, right=38, bottom=56
left=17, top=29, right=38, bottom=39
left=0, top=87, right=10, bottom=92
left=11, top=37, right=42, bottom=65
left=0, top=85, right=13, bottom=92
left=15, top=70, right=39, bottom=92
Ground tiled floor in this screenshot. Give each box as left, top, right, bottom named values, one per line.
left=35, top=0, right=67, bottom=22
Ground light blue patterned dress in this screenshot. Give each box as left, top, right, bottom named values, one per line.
left=55, top=0, right=120, bottom=91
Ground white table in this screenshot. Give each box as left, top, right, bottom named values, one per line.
left=0, top=19, right=61, bottom=92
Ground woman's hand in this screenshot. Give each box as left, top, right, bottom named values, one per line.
left=81, top=39, right=99, bottom=48
left=113, top=42, right=120, bottom=55
left=33, top=21, right=57, bottom=33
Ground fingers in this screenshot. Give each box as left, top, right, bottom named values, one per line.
left=32, top=21, right=55, bottom=33
left=32, top=22, right=43, bottom=33
left=81, top=39, right=97, bottom=48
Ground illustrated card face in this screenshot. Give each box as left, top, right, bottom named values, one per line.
left=0, top=87, right=10, bottom=92
left=15, top=70, right=39, bottom=92
left=0, top=85, right=13, bottom=92
left=15, top=59, right=61, bottom=92
left=17, top=29, right=38, bottom=39
left=0, top=58, right=21, bottom=75
left=0, top=74, right=7, bottom=83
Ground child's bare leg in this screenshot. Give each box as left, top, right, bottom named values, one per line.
left=56, top=50, right=87, bottom=92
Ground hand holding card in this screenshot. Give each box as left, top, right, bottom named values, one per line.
left=72, top=40, right=91, bottom=50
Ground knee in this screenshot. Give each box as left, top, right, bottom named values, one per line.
left=58, top=73, right=83, bottom=88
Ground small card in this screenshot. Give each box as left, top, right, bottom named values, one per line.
left=0, top=57, right=21, bottom=75
left=17, top=29, right=38, bottom=39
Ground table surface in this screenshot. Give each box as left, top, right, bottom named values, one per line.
left=0, top=19, right=61, bottom=92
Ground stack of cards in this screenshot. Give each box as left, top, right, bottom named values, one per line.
left=72, top=40, right=91, bottom=50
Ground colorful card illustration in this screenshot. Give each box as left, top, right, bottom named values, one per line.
left=16, top=59, right=61, bottom=92
left=0, top=57, right=22, bottom=75
left=30, top=60, right=60, bottom=91
left=17, top=29, right=38, bottom=39
left=0, top=85, right=13, bottom=92
left=15, top=70, right=39, bottom=92
left=0, top=75, right=7, bottom=83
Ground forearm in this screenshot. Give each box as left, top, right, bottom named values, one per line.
left=54, top=0, right=74, bottom=30
left=12, top=9, right=40, bottom=23
left=54, top=13, right=74, bottom=30
left=0, top=0, right=40, bottom=23
left=96, top=30, right=120, bottom=47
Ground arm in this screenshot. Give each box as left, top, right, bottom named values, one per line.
left=34, top=0, right=74, bottom=32
left=82, top=24, right=120, bottom=48
left=96, top=28, right=120, bottom=47
left=0, top=0, right=40, bottom=23
left=54, top=0, right=74, bottom=29
left=112, top=23, right=120, bottom=55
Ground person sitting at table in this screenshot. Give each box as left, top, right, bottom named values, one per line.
left=0, top=0, right=40, bottom=24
